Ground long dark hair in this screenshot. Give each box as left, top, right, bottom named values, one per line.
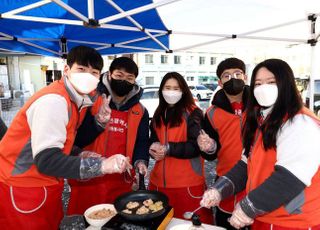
left=153, top=72, right=196, bottom=128
left=242, top=59, right=302, bottom=153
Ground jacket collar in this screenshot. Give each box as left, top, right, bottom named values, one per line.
left=211, top=85, right=249, bottom=114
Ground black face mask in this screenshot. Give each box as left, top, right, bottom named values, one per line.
left=110, top=78, right=134, bottom=96
left=223, top=78, right=245, bottom=95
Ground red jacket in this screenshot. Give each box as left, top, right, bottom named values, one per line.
left=0, top=80, right=79, bottom=187
left=150, top=109, right=205, bottom=188
left=248, top=108, right=320, bottom=228
left=206, top=105, right=246, bottom=213
left=83, top=95, right=145, bottom=163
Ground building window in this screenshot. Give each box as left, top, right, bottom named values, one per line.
left=145, top=54, right=153, bottom=64
left=210, top=57, right=217, bottom=65
left=174, top=55, right=181, bottom=64
left=161, top=55, right=168, bottom=64
left=199, top=56, right=205, bottom=65
left=187, top=76, right=194, bottom=81
left=145, top=76, right=154, bottom=85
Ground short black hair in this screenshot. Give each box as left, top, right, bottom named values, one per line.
left=109, top=57, right=138, bottom=77
left=216, top=58, right=246, bottom=79
left=67, top=46, right=103, bottom=71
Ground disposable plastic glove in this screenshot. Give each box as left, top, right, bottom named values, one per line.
left=197, top=129, right=217, bottom=153
left=136, top=161, right=148, bottom=175
left=229, top=203, right=254, bottom=229
left=101, top=154, right=132, bottom=174
left=149, top=142, right=167, bottom=161
left=79, top=151, right=102, bottom=158
left=95, top=94, right=111, bottom=125
left=200, top=188, right=222, bottom=208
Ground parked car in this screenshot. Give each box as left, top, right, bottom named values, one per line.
left=188, top=85, right=213, bottom=101
left=140, top=87, right=200, bottom=119
left=209, top=85, right=221, bottom=104
left=202, top=83, right=218, bottom=92
left=140, top=87, right=159, bottom=119
left=305, top=79, right=320, bottom=115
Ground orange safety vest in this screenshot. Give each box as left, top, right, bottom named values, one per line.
left=0, top=80, right=80, bottom=187
left=150, top=108, right=205, bottom=188
left=206, top=105, right=245, bottom=213
left=247, top=107, right=320, bottom=228
left=83, top=95, right=145, bottom=162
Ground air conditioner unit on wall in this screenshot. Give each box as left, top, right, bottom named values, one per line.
left=13, top=90, right=24, bottom=99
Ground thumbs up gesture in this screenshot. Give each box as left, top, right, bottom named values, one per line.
left=95, top=94, right=111, bottom=125
left=197, top=129, right=217, bottom=154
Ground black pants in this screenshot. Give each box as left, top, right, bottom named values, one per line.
left=215, top=207, right=250, bottom=230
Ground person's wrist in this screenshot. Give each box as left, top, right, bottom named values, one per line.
left=206, top=139, right=217, bottom=154
left=164, top=143, right=170, bottom=155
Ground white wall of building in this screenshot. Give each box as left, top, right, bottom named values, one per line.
left=134, top=51, right=232, bottom=87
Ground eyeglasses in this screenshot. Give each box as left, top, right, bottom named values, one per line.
left=221, top=71, right=244, bottom=80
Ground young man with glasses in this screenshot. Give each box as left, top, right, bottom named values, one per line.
left=67, top=57, right=149, bottom=215
left=197, top=58, right=249, bottom=229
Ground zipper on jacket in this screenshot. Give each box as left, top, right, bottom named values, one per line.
left=163, top=109, right=168, bottom=188
left=248, top=129, right=260, bottom=192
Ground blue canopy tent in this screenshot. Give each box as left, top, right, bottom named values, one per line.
left=0, top=0, right=176, bottom=57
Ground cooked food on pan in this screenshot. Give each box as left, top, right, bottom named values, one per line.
left=136, top=205, right=149, bottom=215
left=143, top=198, right=153, bottom=207
left=88, top=208, right=116, bottom=219
left=122, top=209, right=132, bottom=214
left=122, top=199, right=164, bottom=215
left=126, top=201, right=139, bottom=209
left=149, top=201, right=163, bottom=212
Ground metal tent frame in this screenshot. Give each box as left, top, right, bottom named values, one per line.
left=0, top=0, right=182, bottom=57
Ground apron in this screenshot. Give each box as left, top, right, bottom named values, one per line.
left=148, top=183, right=213, bottom=225
left=0, top=181, right=64, bottom=230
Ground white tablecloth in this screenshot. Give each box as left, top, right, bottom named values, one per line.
left=166, top=218, right=226, bottom=229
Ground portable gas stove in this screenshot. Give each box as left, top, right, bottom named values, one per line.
left=99, top=206, right=173, bottom=230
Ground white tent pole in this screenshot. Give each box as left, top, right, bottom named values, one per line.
left=115, top=44, right=164, bottom=52
left=2, top=15, right=83, bottom=25
left=97, top=33, right=167, bottom=52
left=99, top=0, right=182, bottom=24
left=144, top=30, right=170, bottom=51
left=241, top=18, right=307, bottom=36
left=99, top=24, right=166, bottom=33
left=22, top=38, right=59, bottom=41
left=173, top=31, right=230, bottom=37
left=68, top=39, right=109, bottom=46
left=1, top=0, right=51, bottom=16
left=174, top=37, right=231, bottom=51
left=309, top=14, right=318, bottom=112
left=0, top=32, right=14, bottom=40
left=174, top=17, right=310, bottom=51
left=173, top=31, right=306, bottom=43
left=310, top=46, right=316, bottom=112
left=17, top=39, right=60, bottom=55
left=118, top=33, right=167, bottom=45
left=94, top=45, right=112, bottom=50
left=96, top=44, right=163, bottom=52
left=99, top=24, right=140, bottom=31
left=237, top=35, right=306, bottom=43
left=2, top=14, right=166, bottom=34
left=88, top=0, right=95, bottom=19
left=106, top=0, right=170, bottom=51
left=51, top=0, right=89, bottom=22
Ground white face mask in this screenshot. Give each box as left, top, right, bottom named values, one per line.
left=162, top=90, right=182, bottom=105
left=254, top=84, right=278, bottom=107
left=68, top=72, right=99, bottom=94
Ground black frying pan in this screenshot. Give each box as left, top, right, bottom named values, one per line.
left=114, top=173, right=169, bottom=221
